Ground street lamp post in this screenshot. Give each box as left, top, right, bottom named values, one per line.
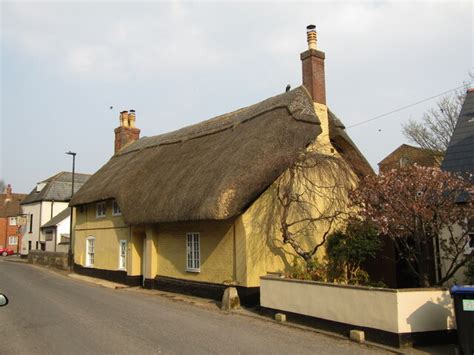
left=65, top=151, right=76, bottom=270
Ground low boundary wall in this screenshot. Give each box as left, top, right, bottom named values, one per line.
left=260, top=275, right=456, bottom=348
left=28, top=250, right=69, bottom=270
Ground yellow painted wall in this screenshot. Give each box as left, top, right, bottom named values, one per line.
left=236, top=103, right=359, bottom=287
left=74, top=227, right=129, bottom=270
left=156, top=220, right=236, bottom=284
left=129, top=226, right=145, bottom=276
left=74, top=200, right=131, bottom=272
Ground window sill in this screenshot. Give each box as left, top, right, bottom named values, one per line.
left=95, top=215, right=106, bottom=219
left=186, top=269, right=200, bottom=273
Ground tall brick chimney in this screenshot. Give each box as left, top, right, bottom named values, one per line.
left=114, top=110, right=140, bottom=154
left=301, top=25, right=326, bottom=105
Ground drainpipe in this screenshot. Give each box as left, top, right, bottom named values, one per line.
left=39, top=202, right=42, bottom=250
left=51, top=200, right=55, bottom=252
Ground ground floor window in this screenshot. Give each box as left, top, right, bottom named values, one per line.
left=186, top=232, right=200, bottom=272
left=8, top=236, right=17, bottom=245
left=86, top=237, right=95, bottom=267
left=119, top=240, right=127, bottom=270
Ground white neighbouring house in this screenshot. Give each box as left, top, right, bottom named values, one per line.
left=40, top=208, right=71, bottom=253
left=20, top=172, right=90, bottom=256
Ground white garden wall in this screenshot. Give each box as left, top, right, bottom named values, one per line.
left=260, top=275, right=455, bottom=334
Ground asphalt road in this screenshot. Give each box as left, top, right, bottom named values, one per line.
left=0, top=259, right=387, bottom=355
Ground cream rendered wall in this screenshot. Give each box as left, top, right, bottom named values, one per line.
left=260, top=276, right=455, bottom=334
left=156, top=220, right=236, bottom=284
left=74, top=200, right=130, bottom=272
left=438, top=224, right=469, bottom=285
left=20, top=203, right=41, bottom=255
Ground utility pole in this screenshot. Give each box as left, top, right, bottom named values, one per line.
left=65, top=151, right=76, bottom=270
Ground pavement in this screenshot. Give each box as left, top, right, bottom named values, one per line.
left=1, top=256, right=458, bottom=354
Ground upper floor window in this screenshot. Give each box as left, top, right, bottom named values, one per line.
left=186, top=232, right=200, bottom=272
left=112, top=200, right=122, bottom=216
left=29, top=214, right=33, bottom=233
left=96, top=202, right=106, bottom=218
left=8, top=217, right=16, bottom=226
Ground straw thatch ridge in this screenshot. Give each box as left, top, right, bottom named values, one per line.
left=70, top=86, right=371, bottom=224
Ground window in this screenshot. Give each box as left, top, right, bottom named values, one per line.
left=96, top=202, right=106, bottom=218
left=119, top=240, right=127, bottom=270
left=8, top=217, right=16, bottom=226
left=8, top=236, right=17, bottom=245
left=86, top=237, right=95, bottom=266
left=186, top=232, right=200, bottom=272
left=112, top=200, right=122, bottom=216
left=45, top=230, right=54, bottom=241
left=29, top=214, right=33, bottom=233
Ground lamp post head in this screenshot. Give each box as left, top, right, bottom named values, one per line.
left=65, top=151, right=76, bottom=156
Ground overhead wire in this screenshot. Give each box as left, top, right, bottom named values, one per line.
left=346, top=82, right=473, bottom=129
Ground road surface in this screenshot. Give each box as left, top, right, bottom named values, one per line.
left=0, top=259, right=387, bottom=354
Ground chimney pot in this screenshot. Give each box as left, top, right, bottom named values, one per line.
left=5, top=184, right=12, bottom=199
left=306, top=24, right=317, bottom=50
left=129, top=110, right=136, bottom=128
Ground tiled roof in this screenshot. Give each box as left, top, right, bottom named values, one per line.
left=0, top=193, right=27, bottom=218
left=22, top=171, right=91, bottom=205
left=441, top=89, right=474, bottom=177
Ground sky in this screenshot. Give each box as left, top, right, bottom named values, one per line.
left=1, top=1, right=473, bottom=194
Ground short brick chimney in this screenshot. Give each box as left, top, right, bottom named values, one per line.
left=301, top=25, right=326, bottom=105
left=114, top=110, right=141, bottom=154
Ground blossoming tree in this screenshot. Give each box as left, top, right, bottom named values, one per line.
left=350, top=165, right=472, bottom=287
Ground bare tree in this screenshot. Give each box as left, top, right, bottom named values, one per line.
left=402, top=90, right=465, bottom=152
left=277, top=147, right=355, bottom=267
left=0, top=180, right=5, bottom=193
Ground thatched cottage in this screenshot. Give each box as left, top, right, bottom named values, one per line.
left=70, top=26, right=372, bottom=304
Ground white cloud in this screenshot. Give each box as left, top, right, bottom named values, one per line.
left=2, top=2, right=224, bottom=81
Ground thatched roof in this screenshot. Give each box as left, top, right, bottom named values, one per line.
left=328, top=110, right=374, bottom=178
left=71, top=86, right=371, bottom=224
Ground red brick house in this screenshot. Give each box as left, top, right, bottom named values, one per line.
left=0, top=185, right=27, bottom=254
left=378, top=144, right=443, bottom=174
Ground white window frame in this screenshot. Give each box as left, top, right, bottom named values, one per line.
left=118, top=240, right=127, bottom=270
left=86, top=237, right=95, bottom=267
left=96, top=202, right=106, bottom=218
left=8, top=236, right=17, bottom=245
left=8, top=217, right=16, bottom=226
left=112, top=200, right=122, bottom=216
left=186, top=232, right=200, bottom=272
